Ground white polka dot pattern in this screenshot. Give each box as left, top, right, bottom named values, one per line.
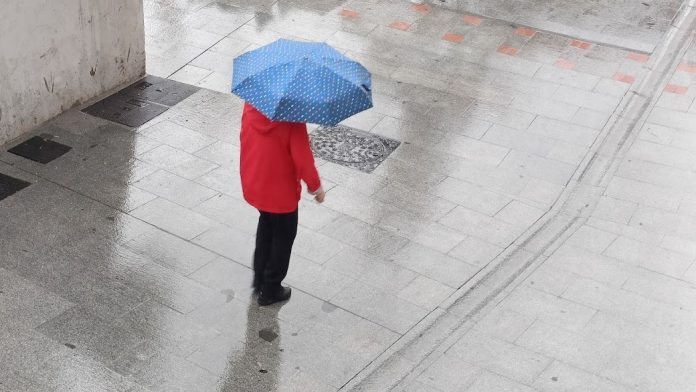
left=231, top=39, right=373, bottom=125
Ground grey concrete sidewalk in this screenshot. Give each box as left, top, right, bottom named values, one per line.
left=432, top=0, right=683, bottom=53
left=384, top=39, right=696, bottom=392
left=1, top=0, right=695, bottom=391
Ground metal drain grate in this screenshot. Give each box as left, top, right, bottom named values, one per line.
left=82, top=75, right=200, bottom=127
left=118, top=75, right=200, bottom=106
left=8, top=136, right=72, bottom=164
left=311, top=125, right=400, bottom=173
left=0, top=173, right=31, bottom=201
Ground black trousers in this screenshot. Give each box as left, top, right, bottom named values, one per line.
left=253, top=209, right=298, bottom=295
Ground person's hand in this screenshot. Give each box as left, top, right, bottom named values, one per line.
left=314, top=189, right=326, bottom=203
left=311, top=186, right=326, bottom=203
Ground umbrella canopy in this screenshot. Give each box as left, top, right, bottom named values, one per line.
left=231, top=39, right=373, bottom=125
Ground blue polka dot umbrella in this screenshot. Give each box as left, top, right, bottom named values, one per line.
left=231, top=39, right=373, bottom=125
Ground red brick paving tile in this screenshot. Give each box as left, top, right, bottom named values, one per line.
left=665, top=84, right=689, bottom=94
left=627, top=52, right=650, bottom=63
left=339, top=9, right=359, bottom=18
left=412, top=3, right=431, bottom=13
left=515, top=27, right=537, bottom=38
left=442, top=32, right=465, bottom=43
left=613, top=73, right=635, bottom=84
left=463, top=15, right=483, bottom=26
left=497, top=45, right=519, bottom=56
left=554, top=58, right=576, bottom=70
left=389, top=21, right=411, bottom=31
left=677, top=62, right=696, bottom=73
left=570, top=39, right=592, bottom=49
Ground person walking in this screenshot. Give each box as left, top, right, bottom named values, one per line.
left=240, top=102, right=325, bottom=306
left=231, top=39, right=372, bottom=305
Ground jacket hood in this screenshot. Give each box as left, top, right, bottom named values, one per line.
left=243, top=103, right=280, bottom=134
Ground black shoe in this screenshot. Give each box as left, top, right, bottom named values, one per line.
left=258, top=287, right=292, bottom=306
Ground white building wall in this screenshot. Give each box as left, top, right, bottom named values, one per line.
left=0, top=0, right=145, bottom=144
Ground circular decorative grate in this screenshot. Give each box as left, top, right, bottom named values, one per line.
left=311, top=125, right=401, bottom=173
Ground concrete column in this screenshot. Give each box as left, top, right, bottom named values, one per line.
left=0, top=0, right=146, bottom=145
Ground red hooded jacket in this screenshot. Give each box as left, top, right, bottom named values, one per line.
left=239, top=103, right=321, bottom=213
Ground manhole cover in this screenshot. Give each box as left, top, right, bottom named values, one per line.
left=82, top=92, right=168, bottom=127
left=119, top=75, right=200, bottom=107
left=82, top=75, right=200, bottom=127
left=8, top=136, right=72, bottom=164
left=311, top=125, right=400, bottom=173
left=0, top=173, right=31, bottom=201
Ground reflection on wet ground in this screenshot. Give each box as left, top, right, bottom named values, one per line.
left=432, top=0, right=682, bottom=52
left=1, top=0, right=690, bottom=391
left=219, top=302, right=281, bottom=391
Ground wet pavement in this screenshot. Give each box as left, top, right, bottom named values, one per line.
left=432, top=0, right=683, bottom=53
left=2, top=0, right=696, bottom=391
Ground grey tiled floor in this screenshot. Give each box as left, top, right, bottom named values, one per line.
left=2, top=0, right=696, bottom=391
left=434, top=0, right=682, bottom=53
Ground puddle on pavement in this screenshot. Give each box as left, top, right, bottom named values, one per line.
left=259, top=328, right=278, bottom=342
left=321, top=301, right=338, bottom=313
left=220, top=289, right=236, bottom=303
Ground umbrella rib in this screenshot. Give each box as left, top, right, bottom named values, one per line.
left=316, top=59, right=370, bottom=90
left=234, top=62, right=303, bottom=119
left=279, top=61, right=372, bottom=124
left=269, top=63, right=302, bottom=119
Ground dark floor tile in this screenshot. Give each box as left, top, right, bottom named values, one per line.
left=119, top=75, right=200, bottom=107
left=0, top=173, right=31, bottom=201
left=8, top=136, right=72, bottom=164
left=82, top=94, right=169, bottom=128
left=311, top=125, right=401, bottom=173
